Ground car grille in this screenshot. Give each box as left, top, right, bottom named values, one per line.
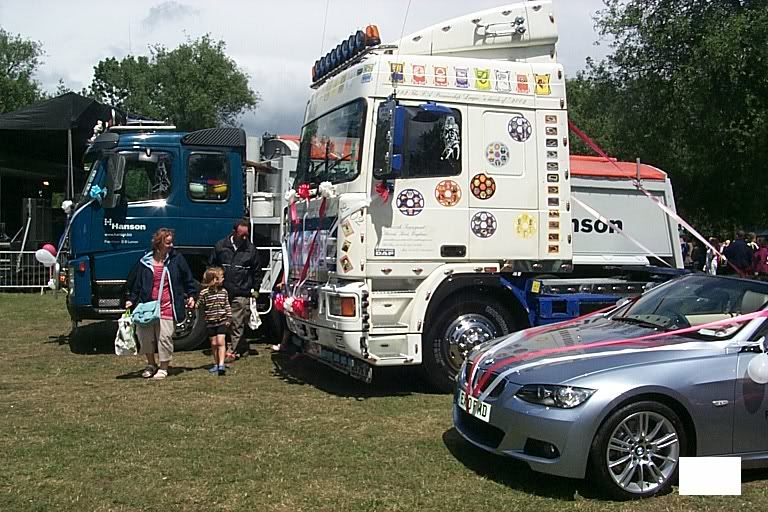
left=456, top=409, right=505, bottom=449
left=470, top=370, right=507, bottom=398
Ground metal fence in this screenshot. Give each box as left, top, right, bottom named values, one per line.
left=0, top=251, right=50, bottom=290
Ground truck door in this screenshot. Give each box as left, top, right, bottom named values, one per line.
left=92, top=149, right=178, bottom=279
left=367, top=101, right=469, bottom=262
left=177, top=147, right=244, bottom=246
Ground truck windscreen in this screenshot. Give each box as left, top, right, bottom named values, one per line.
left=296, top=98, right=366, bottom=185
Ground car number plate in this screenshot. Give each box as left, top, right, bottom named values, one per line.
left=458, top=390, right=491, bottom=423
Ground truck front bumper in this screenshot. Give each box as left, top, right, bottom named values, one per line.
left=67, top=300, right=123, bottom=322
left=284, top=280, right=419, bottom=370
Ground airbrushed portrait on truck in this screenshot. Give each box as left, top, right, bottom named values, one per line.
left=53, top=1, right=684, bottom=392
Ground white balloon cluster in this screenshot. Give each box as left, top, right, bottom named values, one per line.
left=318, top=181, right=337, bottom=199
left=748, top=353, right=768, bottom=385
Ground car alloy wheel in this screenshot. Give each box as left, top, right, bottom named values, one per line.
left=591, top=401, right=686, bottom=499
left=606, top=411, right=680, bottom=495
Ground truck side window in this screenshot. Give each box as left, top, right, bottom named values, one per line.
left=373, top=105, right=462, bottom=179
left=188, top=152, right=229, bottom=202
left=122, top=152, right=172, bottom=202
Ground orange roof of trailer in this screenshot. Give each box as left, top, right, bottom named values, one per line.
left=569, top=155, right=667, bottom=181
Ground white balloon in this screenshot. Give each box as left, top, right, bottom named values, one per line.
left=35, top=249, right=57, bottom=267
left=747, top=354, right=768, bottom=385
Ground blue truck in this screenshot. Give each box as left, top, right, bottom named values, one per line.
left=59, top=126, right=293, bottom=349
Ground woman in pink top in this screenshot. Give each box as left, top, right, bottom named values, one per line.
left=127, top=228, right=197, bottom=379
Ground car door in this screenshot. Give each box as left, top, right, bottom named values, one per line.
left=734, top=322, right=768, bottom=454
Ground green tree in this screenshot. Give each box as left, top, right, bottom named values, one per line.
left=88, top=55, right=157, bottom=117
left=87, top=35, right=259, bottom=130
left=0, top=27, right=44, bottom=113
left=567, top=0, right=768, bottom=232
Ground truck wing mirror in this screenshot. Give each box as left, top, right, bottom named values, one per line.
left=106, top=154, right=127, bottom=192
left=103, top=154, right=127, bottom=208
left=373, top=98, right=405, bottom=179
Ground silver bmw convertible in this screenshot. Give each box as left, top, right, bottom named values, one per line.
left=453, top=274, right=768, bottom=499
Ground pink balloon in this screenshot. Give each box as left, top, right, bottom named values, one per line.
left=42, top=243, right=57, bottom=256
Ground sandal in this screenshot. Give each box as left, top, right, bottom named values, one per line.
left=151, top=369, right=168, bottom=380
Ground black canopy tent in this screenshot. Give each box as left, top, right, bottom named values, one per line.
left=0, top=93, right=124, bottom=241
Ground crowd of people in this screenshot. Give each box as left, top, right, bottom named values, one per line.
left=127, top=220, right=278, bottom=380
left=682, top=230, right=768, bottom=279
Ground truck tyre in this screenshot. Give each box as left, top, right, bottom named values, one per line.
left=173, top=303, right=207, bottom=351
left=422, top=293, right=515, bottom=393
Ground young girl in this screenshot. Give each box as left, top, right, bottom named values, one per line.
left=199, top=267, right=231, bottom=375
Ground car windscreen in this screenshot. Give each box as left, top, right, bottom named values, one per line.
left=613, top=274, right=768, bottom=337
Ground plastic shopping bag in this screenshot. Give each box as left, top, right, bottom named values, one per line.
left=115, top=309, right=137, bottom=356
left=248, top=297, right=262, bottom=330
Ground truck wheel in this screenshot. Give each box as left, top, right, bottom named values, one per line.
left=423, top=294, right=515, bottom=393
left=173, top=303, right=207, bottom=351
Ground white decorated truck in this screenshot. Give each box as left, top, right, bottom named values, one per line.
left=275, top=1, right=682, bottom=391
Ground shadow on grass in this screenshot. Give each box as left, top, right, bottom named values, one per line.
left=743, top=468, right=768, bottom=484
left=442, top=427, right=601, bottom=501
left=46, top=321, right=116, bottom=355
left=270, top=352, right=438, bottom=399
left=115, top=364, right=210, bottom=380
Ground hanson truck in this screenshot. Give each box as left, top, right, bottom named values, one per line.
left=276, top=1, right=683, bottom=391
left=59, top=127, right=296, bottom=349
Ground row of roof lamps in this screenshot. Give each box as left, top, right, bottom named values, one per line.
left=312, top=25, right=382, bottom=83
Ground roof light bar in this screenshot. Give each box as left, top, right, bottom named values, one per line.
left=312, top=25, right=381, bottom=83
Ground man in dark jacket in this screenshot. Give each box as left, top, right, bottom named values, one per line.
left=724, top=230, right=754, bottom=277
left=209, top=220, right=263, bottom=361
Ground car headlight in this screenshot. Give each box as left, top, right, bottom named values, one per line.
left=516, top=385, right=595, bottom=409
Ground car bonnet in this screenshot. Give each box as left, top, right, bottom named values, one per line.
left=466, top=314, right=723, bottom=392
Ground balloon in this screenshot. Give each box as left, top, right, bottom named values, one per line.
left=42, top=243, right=57, bottom=256
left=273, top=293, right=285, bottom=313
left=35, top=249, right=57, bottom=267
left=748, top=353, right=768, bottom=384
left=292, top=297, right=307, bottom=318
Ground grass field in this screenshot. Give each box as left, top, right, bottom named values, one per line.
left=1, top=293, right=767, bottom=511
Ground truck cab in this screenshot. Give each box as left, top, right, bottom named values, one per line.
left=63, top=126, right=249, bottom=348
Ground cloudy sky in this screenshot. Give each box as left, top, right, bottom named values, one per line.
left=0, top=0, right=609, bottom=135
